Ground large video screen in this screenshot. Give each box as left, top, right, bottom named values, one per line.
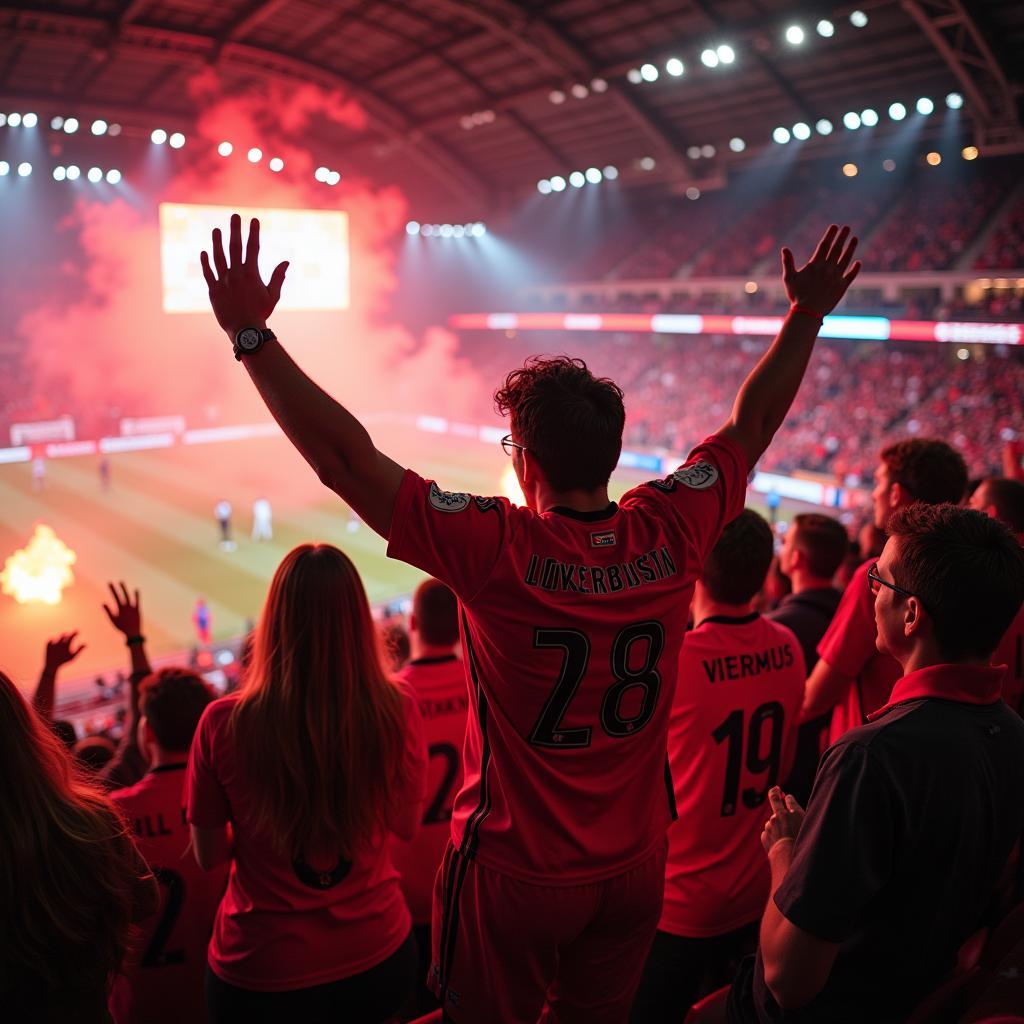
left=159, top=203, right=349, bottom=313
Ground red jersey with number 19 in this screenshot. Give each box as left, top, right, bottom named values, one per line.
left=387, top=434, right=747, bottom=883
left=660, top=614, right=805, bottom=937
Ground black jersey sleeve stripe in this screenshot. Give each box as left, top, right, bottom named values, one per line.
left=458, top=611, right=493, bottom=861
left=438, top=848, right=472, bottom=1007
left=663, top=754, right=678, bottom=821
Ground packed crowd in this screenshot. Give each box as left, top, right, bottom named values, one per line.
left=974, top=193, right=1024, bottom=270
left=6, top=216, right=1024, bottom=1024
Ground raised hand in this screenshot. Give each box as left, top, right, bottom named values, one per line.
left=200, top=214, right=289, bottom=337
left=44, top=632, right=85, bottom=674
left=103, top=581, right=143, bottom=638
left=761, top=786, right=805, bottom=854
left=781, top=224, right=862, bottom=318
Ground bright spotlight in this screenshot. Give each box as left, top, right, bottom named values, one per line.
left=701, top=143, right=716, bottom=157
left=217, top=141, right=233, bottom=157
left=816, top=118, right=833, bottom=135
left=420, top=225, right=433, bottom=237
left=792, top=122, right=811, bottom=140
left=7, top=112, right=21, bottom=127
left=926, top=151, right=941, bottom=166
left=842, top=162, right=858, bottom=177
left=700, top=49, right=719, bottom=68
left=537, top=178, right=553, bottom=194
left=247, top=147, right=262, bottom=163
left=640, top=63, right=659, bottom=82
left=773, top=126, right=791, bottom=144
left=22, top=112, right=38, bottom=128
left=962, top=146, right=979, bottom=161
left=956, top=348, right=970, bottom=361
left=0, top=161, right=7, bottom=175
left=549, top=175, right=567, bottom=192
left=626, top=68, right=643, bottom=84
left=105, top=168, right=121, bottom=184
left=666, top=57, right=685, bottom=77
left=883, top=158, right=896, bottom=171
left=50, top=116, right=64, bottom=130
left=269, top=156, right=284, bottom=172
left=169, top=132, right=185, bottom=149
left=946, top=92, right=964, bottom=110
left=888, top=102, right=907, bottom=121
left=406, top=221, right=420, bottom=235
left=729, top=137, right=746, bottom=152
left=745, top=280, right=759, bottom=294
left=850, top=10, right=868, bottom=28
left=569, top=170, right=586, bottom=188
left=548, top=89, right=566, bottom=104
left=916, top=97, right=934, bottom=115
left=602, top=165, right=619, bottom=179
left=108, top=123, right=121, bottom=136
left=452, top=224, right=466, bottom=237
left=685, top=186, right=701, bottom=200
left=66, top=165, right=80, bottom=180
left=688, top=146, right=702, bottom=159
left=150, top=128, right=167, bottom=144
left=591, top=77, right=608, bottom=92
left=785, top=25, right=805, bottom=45
left=64, top=117, right=79, bottom=134
left=53, top=166, right=66, bottom=181
left=87, top=166, right=103, bottom=183
left=861, top=108, right=879, bottom=126
left=843, top=111, right=862, bottom=130
left=327, top=170, right=341, bottom=186
left=17, top=161, right=31, bottom=177
left=314, top=166, right=329, bottom=182
left=816, top=19, right=835, bottom=37
left=570, top=83, right=589, bottom=99
left=0, top=114, right=6, bottom=127
left=639, top=156, right=656, bottom=170
left=471, top=222, right=486, bottom=237
left=91, top=119, right=108, bottom=135
left=717, top=44, right=735, bottom=64
left=439, top=224, right=453, bottom=238
left=585, top=166, right=602, bottom=184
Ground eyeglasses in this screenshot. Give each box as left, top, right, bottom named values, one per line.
left=867, top=562, right=916, bottom=601
left=501, top=434, right=527, bottom=457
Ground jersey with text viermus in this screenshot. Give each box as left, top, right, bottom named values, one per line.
left=387, top=434, right=747, bottom=883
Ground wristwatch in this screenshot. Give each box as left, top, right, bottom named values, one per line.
left=233, top=326, right=277, bottom=361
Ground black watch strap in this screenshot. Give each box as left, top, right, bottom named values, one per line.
left=233, top=327, right=277, bottom=361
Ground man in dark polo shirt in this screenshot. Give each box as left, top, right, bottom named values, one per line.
left=728, top=503, right=1024, bottom=1024
left=769, top=513, right=848, bottom=803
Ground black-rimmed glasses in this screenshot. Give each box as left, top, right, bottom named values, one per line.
left=501, top=434, right=528, bottom=457
left=867, top=562, right=915, bottom=601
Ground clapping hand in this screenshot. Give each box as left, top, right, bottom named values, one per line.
left=103, top=581, right=142, bottom=638
left=761, top=786, right=805, bottom=855
left=200, top=214, right=289, bottom=337
left=44, top=632, right=85, bottom=674
left=782, top=225, right=862, bottom=318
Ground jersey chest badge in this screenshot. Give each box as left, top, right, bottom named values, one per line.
left=590, top=529, right=617, bottom=548
left=429, top=482, right=471, bottom=512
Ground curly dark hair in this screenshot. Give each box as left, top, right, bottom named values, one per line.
left=139, top=668, right=216, bottom=752
left=494, top=356, right=625, bottom=492
left=880, top=439, right=968, bottom=506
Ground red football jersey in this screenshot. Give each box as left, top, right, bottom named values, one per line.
left=387, top=434, right=748, bottom=883
left=109, top=765, right=227, bottom=1024
left=994, top=602, right=1024, bottom=715
left=660, top=614, right=805, bottom=938
left=390, top=654, right=469, bottom=924
left=816, top=559, right=902, bottom=744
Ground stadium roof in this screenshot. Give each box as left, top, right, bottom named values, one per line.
left=1, top=0, right=1021, bottom=204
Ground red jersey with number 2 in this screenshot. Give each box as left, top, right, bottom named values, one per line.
left=386, top=434, right=748, bottom=883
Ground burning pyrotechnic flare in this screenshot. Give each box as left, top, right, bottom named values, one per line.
left=1, top=525, right=77, bottom=605
left=501, top=464, right=525, bottom=507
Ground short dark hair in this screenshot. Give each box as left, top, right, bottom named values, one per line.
left=494, top=356, right=625, bottom=492
left=979, top=477, right=1024, bottom=534
left=880, top=439, right=968, bottom=505
left=139, top=668, right=215, bottom=752
left=703, top=509, right=775, bottom=605
left=413, top=578, right=460, bottom=647
left=792, top=514, right=849, bottom=579
left=888, top=503, right=1024, bottom=661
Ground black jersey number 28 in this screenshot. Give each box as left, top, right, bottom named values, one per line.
left=529, top=621, right=665, bottom=749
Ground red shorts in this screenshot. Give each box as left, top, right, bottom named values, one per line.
left=430, top=842, right=666, bottom=1023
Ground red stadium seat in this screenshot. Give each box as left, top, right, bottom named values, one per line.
left=984, top=899, right=1024, bottom=969
left=906, top=966, right=986, bottom=1024
left=683, top=984, right=730, bottom=1024
left=406, top=1012, right=442, bottom=1024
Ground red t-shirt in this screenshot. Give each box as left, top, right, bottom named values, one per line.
left=660, top=614, right=805, bottom=937
left=185, top=692, right=427, bottom=991
left=389, top=654, right=469, bottom=924
left=110, top=765, right=227, bottom=1024
left=386, top=434, right=748, bottom=883
left=994, top=602, right=1024, bottom=715
left=817, top=559, right=903, bottom=744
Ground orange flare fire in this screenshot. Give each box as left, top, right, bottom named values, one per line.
left=500, top=464, right=525, bottom=507
left=1, top=525, right=77, bottom=605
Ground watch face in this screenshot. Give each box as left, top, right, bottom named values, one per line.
left=238, top=328, right=261, bottom=350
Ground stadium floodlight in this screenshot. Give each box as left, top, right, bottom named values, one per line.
left=639, top=156, right=656, bottom=170
left=53, top=166, right=66, bottom=181
left=916, top=97, right=934, bottom=115
left=105, top=168, right=122, bottom=184
left=700, top=49, right=719, bottom=68
left=439, top=224, right=453, bottom=238
left=91, top=119, right=108, bottom=135
left=218, top=141, right=233, bottom=157
left=22, top=112, right=38, bottom=128
left=850, top=10, right=868, bottom=28
left=247, top=146, right=262, bottom=163
left=956, top=348, right=969, bottom=361
left=888, top=102, right=907, bottom=121
left=585, top=166, right=602, bottom=184
left=816, top=118, right=833, bottom=135
left=0, top=161, right=7, bottom=175
left=406, top=221, right=420, bottom=235
left=0, top=114, right=6, bottom=127
left=108, top=123, right=122, bottom=136
left=537, top=178, right=553, bottom=194
left=87, top=166, right=103, bottom=183
left=785, top=25, right=805, bottom=45
left=569, top=170, right=586, bottom=188
left=591, top=77, right=608, bottom=92
left=626, top=68, right=643, bottom=84
left=7, top=112, right=21, bottom=127
left=666, top=57, right=685, bottom=77
left=946, top=92, right=964, bottom=110
left=50, top=115, right=64, bottom=130
left=773, top=126, right=791, bottom=144
left=729, top=137, right=746, bottom=152
left=64, top=117, right=80, bottom=134
left=792, top=122, right=811, bottom=140
left=816, top=19, right=835, bottom=37
left=717, top=44, right=735, bottom=64
left=686, top=186, right=701, bottom=200
left=421, top=224, right=433, bottom=237
left=962, top=146, right=978, bottom=161
left=570, top=83, right=589, bottom=99
left=17, top=161, right=31, bottom=177
left=688, top=145, right=702, bottom=159
left=549, top=175, right=567, bottom=192
left=327, top=170, right=341, bottom=186
left=843, top=111, right=862, bottom=130
left=452, top=224, right=466, bottom=237
left=269, top=157, right=284, bottom=172
left=549, top=89, right=566, bottom=104
left=861, top=108, right=879, bottom=126
left=314, top=166, right=329, bottom=182
left=883, top=158, right=896, bottom=171
left=150, top=128, right=167, bottom=144
left=471, top=222, right=486, bottom=237
left=640, top=63, right=659, bottom=82
left=926, top=151, right=941, bottom=166
left=603, top=165, right=619, bottom=179
left=842, top=162, right=858, bottom=177
left=169, top=132, right=185, bottom=149
left=701, top=143, right=716, bottom=157
left=66, top=165, right=80, bottom=180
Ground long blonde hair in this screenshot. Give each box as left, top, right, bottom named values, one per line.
left=0, top=670, right=137, bottom=1016
left=231, top=544, right=406, bottom=859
